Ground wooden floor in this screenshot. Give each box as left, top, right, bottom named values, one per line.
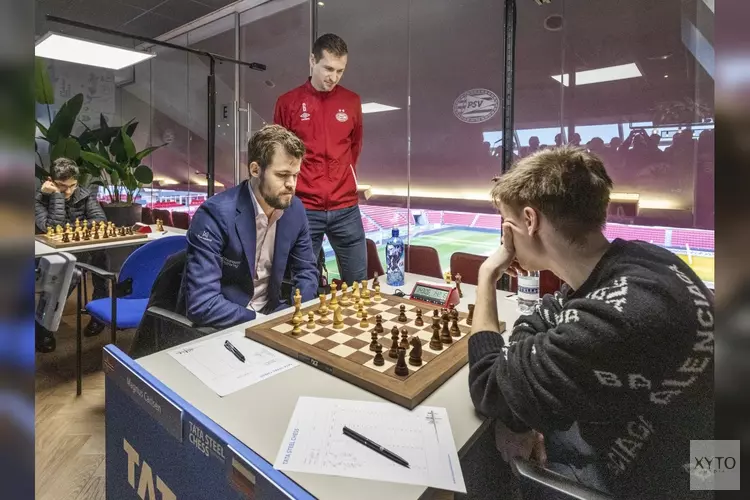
left=35, top=286, right=136, bottom=500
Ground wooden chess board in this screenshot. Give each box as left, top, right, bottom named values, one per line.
left=246, top=288, right=505, bottom=409
left=35, top=225, right=147, bottom=248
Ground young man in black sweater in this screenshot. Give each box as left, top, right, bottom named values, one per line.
left=466, top=146, right=714, bottom=498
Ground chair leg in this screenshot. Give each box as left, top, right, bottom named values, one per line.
left=76, top=273, right=83, bottom=396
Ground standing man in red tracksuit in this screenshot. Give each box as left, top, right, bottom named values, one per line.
left=273, top=33, right=366, bottom=285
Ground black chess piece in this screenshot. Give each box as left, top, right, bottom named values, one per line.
left=398, top=304, right=408, bottom=323
left=415, top=308, right=423, bottom=326
left=433, top=309, right=440, bottom=319
left=375, top=314, right=383, bottom=333
left=394, top=348, right=409, bottom=377
left=389, top=327, right=399, bottom=358
left=467, top=304, right=475, bottom=325
left=450, top=316, right=461, bottom=337
left=399, top=327, right=409, bottom=349
left=373, top=343, right=385, bottom=366
left=73, top=231, right=80, bottom=242
left=370, top=329, right=379, bottom=351
left=440, top=312, right=453, bottom=344
left=61, top=232, right=70, bottom=243
left=408, top=337, right=423, bottom=366
left=429, top=320, right=443, bottom=350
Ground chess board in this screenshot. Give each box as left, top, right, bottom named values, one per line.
left=35, top=225, right=147, bottom=248
left=246, top=289, right=505, bottom=409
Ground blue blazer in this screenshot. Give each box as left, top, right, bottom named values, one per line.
left=181, top=181, right=319, bottom=328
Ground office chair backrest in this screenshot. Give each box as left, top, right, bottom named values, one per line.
left=118, top=235, right=188, bottom=300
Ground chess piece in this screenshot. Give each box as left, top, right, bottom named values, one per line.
left=394, top=348, right=409, bottom=377
left=317, top=294, right=328, bottom=315
left=433, top=309, right=440, bottom=320
left=429, top=319, right=443, bottom=350
left=126, top=226, right=133, bottom=235
left=455, top=273, right=463, bottom=298
left=82, top=220, right=88, bottom=231
left=333, top=305, right=344, bottom=329
left=362, top=287, right=371, bottom=306
left=93, top=229, right=100, bottom=239
left=352, top=281, right=360, bottom=301
left=61, top=232, right=70, bottom=243
left=294, top=288, right=302, bottom=307
left=330, top=282, right=338, bottom=307
left=360, top=280, right=367, bottom=297
left=82, top=230, right=91, bottom=241
left=65, top=222, right=72, bottom=234
left=359, top=310, right=369, bottom=328
left=307, top=312, right=315, bottom=329
left=374, top=284, right=382, bottom=301
left=370, top=329, right=379, bottom=351
left=373, top=343, right=385, bottom=366
left=444, top=271, right=452, bottom=284
left=74, top=218, right=81, bottom=229
left=56, top=225, right=63, bottom=235
left=340, top=283, right=350, bottom=306
left=440, top=312, right=453, bottom=344
left=372, top=272, right=380, bottom=289
left=156, top=219, right=164, bottom=231
left=398, top=304, right=408, bottom=323
left=357, top=302, right=365, bottom=319
left=293, top=293, right=303, bottom=321
left=467, top=304, right=475, bottom=325
left=388, top=327, right=399, bottom=358
left=400, top=327, right=409, bottom=349
left=102, top=228, right=109, bottom=239
left=46, top=227, right=54, bottom=237
left=450, top=315, right=461, bottom=337
left=73, top=231, right=81, bottom=242
left=408, top=337, right=423, bottom=366
left=415, top=308, right=423, bottom=326
left=292, top=314, right=302, bottom=336
left=374, top=314, right=383, bottom=333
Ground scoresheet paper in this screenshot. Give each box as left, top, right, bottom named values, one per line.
left=167, top=330, right=298, bottom=397
left=274, top=397, right=466, bottom=493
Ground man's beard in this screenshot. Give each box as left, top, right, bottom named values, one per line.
left=259, top=175, right=292, bottom=210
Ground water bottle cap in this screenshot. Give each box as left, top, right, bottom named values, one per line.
left=392, top=228, right=399, bottom=237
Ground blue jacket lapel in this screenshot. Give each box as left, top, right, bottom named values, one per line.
left=235, top=181, right=257, bottom=276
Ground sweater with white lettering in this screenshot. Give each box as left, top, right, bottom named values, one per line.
left=468, top=239, right=714, bottom=498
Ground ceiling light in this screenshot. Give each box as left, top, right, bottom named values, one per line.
left=361, top=102, right=400, bottom=114
left=35, top=32, right=155, bottom=70
left=318, top=1, right=324, bottom=5
left=551, top=63, right=642, bottom=86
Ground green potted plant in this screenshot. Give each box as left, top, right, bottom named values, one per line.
left=79, top=116, right=165, bottom=226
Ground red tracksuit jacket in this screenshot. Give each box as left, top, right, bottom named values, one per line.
left=274, top=79, right=363, bottom=211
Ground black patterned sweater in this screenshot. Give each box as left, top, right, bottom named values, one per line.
left=468, top=239, right=714, bottom=498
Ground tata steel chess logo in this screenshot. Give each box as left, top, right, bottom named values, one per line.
left=689, top=440, right=740, bottom=490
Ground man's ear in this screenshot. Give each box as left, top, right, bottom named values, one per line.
left=309, top=53, right=316, bottom=69
left=522, top=207, right=540, bottom=236
left=248, top=162, right=261, bottom=179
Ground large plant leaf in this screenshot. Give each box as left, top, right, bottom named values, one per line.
left=121, top=127, right=136, bottom=159
left=134, top=144, right=166, bottom=161
left=100, top=113, right=108, bottom=129
left=110, top=130, right=126, bottom=162
left=126, top=121, right=138, bottom=137
left=80, top=151, right=111, bottom=170
left=35, top=120, right=49, bottom=136
left=133, top=165, right=153, bottom=184
left=50, top=137, right=81, bottom=163
left=109, top=169, right=120, bottom=185
left=34, top=57, right=54, bottom=105
left=47, top=93, right=84, bottom=143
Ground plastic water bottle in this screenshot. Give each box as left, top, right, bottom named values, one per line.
left=517, top=271, right=540, bottom=315
left=385, top=228, right=405, bottom=287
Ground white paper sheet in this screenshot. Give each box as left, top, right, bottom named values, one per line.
left=167, top=330, right=298, bottom=397
left=274, top=397, right=466, bottom=493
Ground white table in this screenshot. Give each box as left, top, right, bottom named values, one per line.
left=137, top=273, right=521, bottom=500
left=34, top=225, right=187, bottom=257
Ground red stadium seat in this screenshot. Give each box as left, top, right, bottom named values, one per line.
left=366, top=238, right=385, bottom=278
left=152, top=208, right=174, bottom=227
left=172, top=212, right=190, bottom=230
left=449, top=252, right=487, bottom=286
left=404, top=244, right=443, bottom=279
left=141, top=206, right=154, bottom=225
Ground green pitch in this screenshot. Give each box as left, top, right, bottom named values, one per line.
left=323, top=228, right=501, bottom=280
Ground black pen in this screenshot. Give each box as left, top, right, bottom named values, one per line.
left=224, top=340, right=245, bottom=362
left=342, top=426, right=410, bottom=468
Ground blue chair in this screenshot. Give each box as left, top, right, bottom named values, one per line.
left=75, top=235, right=187, bottom=394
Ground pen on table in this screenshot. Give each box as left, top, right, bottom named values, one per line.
left=224, top=340, right=246, bottom=362
left=342, top=426, right=410, bottom=468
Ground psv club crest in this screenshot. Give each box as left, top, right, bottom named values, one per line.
left=335, top=109, right=349, bottom=122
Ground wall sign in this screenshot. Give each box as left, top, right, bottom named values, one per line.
left=453, top=88, right=500, bottom=124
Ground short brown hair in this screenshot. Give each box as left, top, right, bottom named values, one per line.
left=312, top=33, right=348, bottom=62
left=51, top=157, right=79, bottom=181
left=247, top=125, right=305, bottom=171
left=490, top=146, right=613, bottom=243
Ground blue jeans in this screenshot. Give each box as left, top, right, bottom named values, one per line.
left=306, top=206, right=367, bottom=285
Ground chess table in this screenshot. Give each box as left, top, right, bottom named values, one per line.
left=246, top=286, right=504, bottom=409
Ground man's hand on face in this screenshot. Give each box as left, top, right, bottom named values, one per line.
left=40, top=178, right=59, bottom=195
left=494, top=419, right=547, bottom=474
left=479, top=222, right=523, bottom=282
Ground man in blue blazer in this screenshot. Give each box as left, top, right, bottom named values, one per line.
left=181, top=125, right=319, bottom=328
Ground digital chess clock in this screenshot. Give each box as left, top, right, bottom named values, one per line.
left=409, top=281, right=460, bottom=308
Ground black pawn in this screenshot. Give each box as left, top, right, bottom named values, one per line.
left=389, top=327, right=399, bottom=358
left=467, top=304, right=475, bottom=325
left=451, top=309, right=461, bottom=337
left=394, top=348, right=409, bottom=377
left=373, top=343, right=385, bottom=366
left=73, top=231, right=81, bottom=242
left=433, top=309, right=440, bottom=320
left=61, top=232, right=70, bottom=243
left=429, top=320, right=443, bottom=350
left=440, top=312, right=453, bottom=344
left=399, top=327, right=409, bottom=349
left=398, top=304, right=408, bottom=323
left=370, top=329, right=379, bottom=351
left=415, top=308, right=423, bottom=326
left=375, top=314, right=383, bottom=333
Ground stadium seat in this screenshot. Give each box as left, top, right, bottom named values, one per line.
left=450, top=252, right=487, bottom=285
left=172, top=211, right=190, bottom=230
left=152, top=208, right=174, bottom=227
left=404, top=244, right=442, bottom=279
left=141, top=206, right=154, bottom=225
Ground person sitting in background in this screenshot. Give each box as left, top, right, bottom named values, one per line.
left=180, top=125, right=319, bottom=329
left=464, top=146, right=713, bottom=498
left=34, top=158, right=110, bottom=351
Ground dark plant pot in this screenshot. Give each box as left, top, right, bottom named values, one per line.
left=102, top=203, right=143, bottom=227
